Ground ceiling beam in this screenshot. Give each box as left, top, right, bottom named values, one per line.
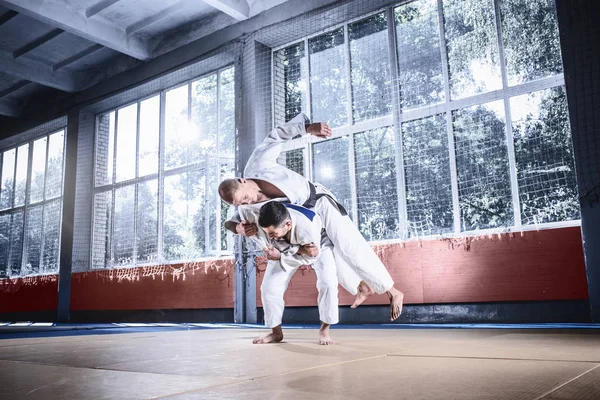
left=13, top=28, right=63, bottom=58
left=85, top=0, right=121, bottom=18
left=0, top=99, right=22, bottom=117
left=0, top=9, right=17, bottom=25
left=0, top=81, right=32, bottom=98
left=126, top=0, right=186, bottom=35
left=52, top=44, right=104, bottom=71
left=0, top=50, right=78, bottom=92
left=201, top=0, right=249, bottom=20
left=0, top=0, right=151, bottom=60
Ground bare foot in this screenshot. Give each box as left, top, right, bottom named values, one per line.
left=351, top=281, right=375, bottom=309
left=319, top=323, right=335, bottom=345
left=387, top=287, right=404, bottom=321
left=253, top=327, right=283, bottom=344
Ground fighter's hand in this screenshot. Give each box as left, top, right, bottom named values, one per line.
left=298, top=243, right=319, bottom=257
left=236, top=220, right=258, bottom=237
left=263, top=246, right=281, bottom=261
left=307, top=122, right=332, bottom=139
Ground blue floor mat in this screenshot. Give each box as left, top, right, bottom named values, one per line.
left=1, top=322, right=599, bottom=339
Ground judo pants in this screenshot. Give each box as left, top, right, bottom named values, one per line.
left=261, top=243, right=339, bottom=328
left=312, top=194, right=395, bottom=295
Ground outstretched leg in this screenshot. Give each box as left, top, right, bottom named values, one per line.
left=333, top=246, right=372, bottom=308
left=315, top=197, right=405, bottom=320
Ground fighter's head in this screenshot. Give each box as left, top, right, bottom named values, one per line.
left=218, top=178, right=261, bottom=206
left=258, top=201, right=292, bottom=240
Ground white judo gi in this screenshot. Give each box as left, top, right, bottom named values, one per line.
left=244, top=113, right=395, bottom=295
left=232, top=201, right=339, bottom=327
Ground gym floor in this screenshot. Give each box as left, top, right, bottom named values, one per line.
left=1, top=323, right=600, bottom=399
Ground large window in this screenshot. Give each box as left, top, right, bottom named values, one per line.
left=92, top=67, right=235, bottom=269
left=273, top=0, right=578, bottom=240
left=0, top=130, right=65, bottom=278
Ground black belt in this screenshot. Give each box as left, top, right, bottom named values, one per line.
left=302, top=182, right=348, bottom=216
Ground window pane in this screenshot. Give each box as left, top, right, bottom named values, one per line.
left=453, top=101, right=513, bottom=231
left=25, top=205, right=43, bottom=275
left=95, top=112, right=115, bottom=186
left=309, top=29, right=347, bottom=127
left=219, top=67, right=236, bottom=157
left=138, top=96, right=160, bottom=177
left=165, top=85, right=189, bottom=170
left=191, top=74, right=218, bottom=162
left=163, top=171, right=205, bottom=261
left=10, top=210, right=23, bottom=276
left=42, top=199, right=61, bottom=273
left=277, top=148, right=304, bottom=176
left=0, top=214, right=10, bottom=277
left=355, top=127, right=399, bottom=241
left=204, top=163, right=220, bottom=255
left=349, top=13, right=392, bottom=123
left=220, top=164, right=235, bottom=252
left=274, top=43, right=307, bottom=124
left=113, top=185, right=135, bottom=266
left=92, top=191, right=112, bottom=269
left=403, top=114, right=454, bottom=236
left=501, top=0, right=562, bottom=86
left=511, top=87, right=578, bottom=224
left=136, top=179, right=158, bottom=264
left=46, top=130, right=64, bottom=199
left=1, top=149, right=16, bottom=209
left=30, top=137, right=47, bottom=204
left=14, top=144, right=29, bottom=207
left=115, top=104, right=138, bottom=182
left=443, top=0, right=502, bottom=99
left=395, top=0, right=445, bottom=109
left=313, top=137, right=352, bottom=214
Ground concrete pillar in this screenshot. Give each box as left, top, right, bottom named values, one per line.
left=556, top=0, right=600, bottom=321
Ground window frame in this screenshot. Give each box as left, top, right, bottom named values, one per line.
left=91, top=65, right=235, bottom=269
left=0, top=128, right=67, bottom=277
left=271, top=0, right=579, bottom=243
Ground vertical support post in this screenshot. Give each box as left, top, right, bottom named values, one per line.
left=555, top=0, right=600, bottom=321
left=157, top=91, right=166, bottom=260
left=494, top=0, right=522, bottom=228
left=133, top=102, right=141, bottom=265
left=304, top=38, right=311, bottom=120
left=233, top=234, right=245, bottom=323
left=344, top=25, right=359, bottom=224
left=21, top=139, right=34, bottom=272
left=437, top=0, right=461, bottom=234
left=57, top=109, right=79, bottom=323
left=388, top=6, right=409, bottom=239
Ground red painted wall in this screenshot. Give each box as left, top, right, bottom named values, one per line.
left=70, top=259, right=234, bottom=310
left=0, top=259, right=234, bottom=314
left=256, top=227, right=588, bottom=306
left=0, top=227, right=588, bottom=315
left=0, top=275, right=58, bottom=313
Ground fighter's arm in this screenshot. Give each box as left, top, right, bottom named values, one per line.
left=224, top=208, right=258, bottom=236
left=278, top=214, right=323, bottom=269
left=224, top=220, right=258, bottom=236
left=244, top=114, right=332, bottom=174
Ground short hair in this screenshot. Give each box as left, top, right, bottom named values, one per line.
left=259, top=201, right=290, bottom=228
left=218, top=179, right=240, bottom=204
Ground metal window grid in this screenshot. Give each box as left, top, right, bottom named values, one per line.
left=271, top=0, right=579, bottom=241
left=90, top=65, right=235, bottom=269
left=0, top=129, right=67, bottom=276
